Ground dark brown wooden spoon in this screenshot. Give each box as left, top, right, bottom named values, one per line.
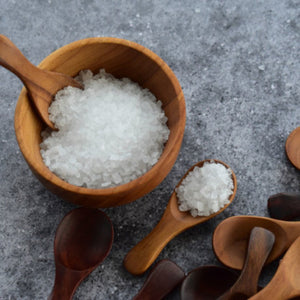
left=268, top=193, right=300, bottom=220
left=213, top=215, right=300, bottom=270
left=286, top=127, right=300, bottom=170
left=181, top=266, right=240, bottom=300
left=133, top=259, right=185, bottom=300
left=48, top=207, right=113, bottom=300
left=0, top=34, right=83, bottom=130
left=217, top=227, right=274, bottom=300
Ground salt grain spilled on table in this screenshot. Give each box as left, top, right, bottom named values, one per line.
left=176, top=161, right=234, bottom=217
left=40, top=69, right=170, bottom=189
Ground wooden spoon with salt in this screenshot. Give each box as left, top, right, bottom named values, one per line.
left=0, top=34, right=83, bottom=130
left=124, top=159, right=237, bottom=275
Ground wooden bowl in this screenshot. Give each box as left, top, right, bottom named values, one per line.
left=14, top=37, right=186, bottom=208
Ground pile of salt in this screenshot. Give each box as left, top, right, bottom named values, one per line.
left=176, top=161, right=234, bottom=217
left=40, top=69, right=169, bottom=189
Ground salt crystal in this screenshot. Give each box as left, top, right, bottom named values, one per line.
left=176, top=161, right=234, bottom=217
left=40, top=69, right=170, bottom=189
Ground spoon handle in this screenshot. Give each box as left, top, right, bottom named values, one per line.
left=0, top=34, right=82, bottom=130
left=48, top=262, right=88, bottom=300
left=133, top=259, right=185, bottom=300
left=0, top=34, right=39, bottom=86
left=218, top=227, right=275, bottom=300
left=124, top=209, right=188, bottom=275
left=268, top=193, right=300, bottom=220
left=0, top=34, right=57, bottom=128
left=249, top=236, right=300, bottom=300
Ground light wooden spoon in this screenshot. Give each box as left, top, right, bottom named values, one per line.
left=217, top=227, right=275, bottom=300
left=0, top=34, right=83, bottom=130
left=213, top=215, right=300, bottom=270
left=124, top=159, right=237, bottom=275
left=249, top=236, right=300, bottom=300
left=286, top=127, right=300, bottom=169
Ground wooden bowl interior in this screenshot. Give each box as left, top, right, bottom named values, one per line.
left=15, top=38, right=185, bottom=206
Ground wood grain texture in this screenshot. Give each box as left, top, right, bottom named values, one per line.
left=268, top=193, right=300, bottom=220
left=217, top=227, right=275, bottom=300
left=14, top=37, right=186, bottom=207
left=124, top=159, right=237, bottom=275
left=286, top=127, right=300, bottom=170
left=213, top=215, right=300, bottom=270
left=0, top=35, right=82, bottom=130
left=249, top=236, right=300, bottom=300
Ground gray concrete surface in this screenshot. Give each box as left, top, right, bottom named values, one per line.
left=1, top=0, right=300, bottom=299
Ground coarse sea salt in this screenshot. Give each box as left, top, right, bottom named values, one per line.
left=176, top=161, right=234, bottom=217
left=40, top=69, right=170, bottom=189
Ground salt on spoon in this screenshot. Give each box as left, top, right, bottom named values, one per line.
left=0, top=34, right=83, bottom=130
left=124, top=159, right=237, bottom=275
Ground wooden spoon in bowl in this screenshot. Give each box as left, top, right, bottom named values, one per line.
left=0, top=34, right=83, bottom=130
left=124, top=159, right=237, bottom=275
left=249, top=236, right=300, bottom=300
left=48, top=207, right=113, bottom=300
left=213, top=215, right=300, bottom=270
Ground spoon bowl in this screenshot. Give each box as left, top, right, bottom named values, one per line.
left=213, top=215, right=300, bottom=270
left=286, top=127, right=300, bottom=169
left=49, top=207, right=113, bottom=299
left=124, top=159, right=237, bottom=275
left=181, top=266, right=240, bottom=300
left=14, top=37, right=186, bottom=208
left=268, top=193, right=300, bottom=220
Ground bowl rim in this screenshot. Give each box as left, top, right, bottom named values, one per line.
left=14, top=36, right=186, bottom=196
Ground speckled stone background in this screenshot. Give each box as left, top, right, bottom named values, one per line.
left=1, top=0, right=300, bottom=299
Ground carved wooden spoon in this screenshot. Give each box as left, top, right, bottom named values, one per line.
left=217, top=227, right=275, bottom=300
left=249, top=236, right=300, bottom=300
left=48, top=207, right=113, bottom=300
left=124, top=159, right=237, bottom=275
left=286, top=127, right=300, bottom=169
left=268, top=193, right=300, bottom=220
left=133, top=259, right=185, bottom=300
left=0, top=34, right=83, bottom=129
left=213, top=215, right=300, bottom=270
left=180, top=227, right=273, bottom=300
